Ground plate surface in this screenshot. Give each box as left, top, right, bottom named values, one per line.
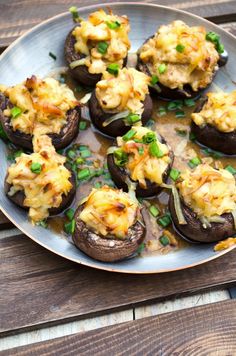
left=0, top=2, right=236, bottom=274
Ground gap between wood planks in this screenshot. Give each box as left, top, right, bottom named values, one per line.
left=0, top=289, right=229, bottom=352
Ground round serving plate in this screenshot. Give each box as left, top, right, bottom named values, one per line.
left=0, top=2, right=236, bottom=274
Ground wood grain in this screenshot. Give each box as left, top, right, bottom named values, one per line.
left=3, top=300, right=236, bottom=356
left=0, top=0, right=236, bottom=49
left=0, top=233, right=236, bottom=336
left=0, top=211, right=13, bottom=230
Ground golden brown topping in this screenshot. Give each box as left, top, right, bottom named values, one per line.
left=7, top=135, right=72, bottom=223
left=192, top=91, right=236, bottom=133
left=79, top=186, right=139, bottom=238
left=214, top=237, right=236, bottom=251
left=72, top=9, right=130, bottom=74
left=139, top=20, right=219, bottom=91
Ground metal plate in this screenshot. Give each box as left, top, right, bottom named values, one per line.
left=0, top=2, right=235, bottom=273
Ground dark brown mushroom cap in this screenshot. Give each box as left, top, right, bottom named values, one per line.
left=88, top=90, right=153, bottom=137
left=191, top=97, right=236, bottom=155
left=0, top=93, right=81, bottom=150
left=169, top=192, right=236, bottom=243
left=107, top=136, right=174, bottom=197
left=73, top=204, right=146, bottom=262
left=137, top=36, right=227, bottom=100
left=64, top=28, right=128, bottom=87
left=4, top=171, right=76, bottom=216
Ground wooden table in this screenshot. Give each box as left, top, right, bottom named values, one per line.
left=0, top=1, right=236, bottom=354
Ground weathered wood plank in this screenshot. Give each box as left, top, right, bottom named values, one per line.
left=0, top=0, right=236, bottom=49
left=3, top=300, right=236, bottom=356
left=0, top=233, right=236, bottom=335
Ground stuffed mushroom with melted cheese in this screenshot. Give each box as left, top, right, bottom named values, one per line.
left=137, top=21, right=226, bottom=99
left=169, top=164, right=236, bottom=243
left=5, top=135, right=76, bottom=224
left=191, top=91, right=236, bottom=155
left=0, top=75, right=80, bottom=150
left=89, top=68, right=153, bottom=137
left=107, top=126, right=173, bottom=197
left=73, top=186, right=146, bottom=262
left=65, top=9, right=130, bottom=86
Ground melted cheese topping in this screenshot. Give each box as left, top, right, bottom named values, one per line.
left=6, top=135, right=72, bottom=223
left=214, top=237, right=236, bottom=251
left=96, top=68, right=150, bottom=114
left=72, top=9, right=130, bottom=74
left=139, top=20, right=219, bottom=91
left=192, top=91, right=236, bottom=133
left=2, top=76, right=78, bottom=136
left=116, top=126, right=171, bottom=187
left=79, top=186, right=138, bottom=238
left=177, top=164, right=236, bottom=218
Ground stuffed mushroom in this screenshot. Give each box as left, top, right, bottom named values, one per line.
left=89, top=67, right=153, bottom=137
left=191, top=91, right=236, bottom=155
left=137, top=21, right=226, bottom=99
left=107, top=126, right=173, bottom=197
left=0, top=75, right=81, bottom=150
left=169, top=164, right=236, bottom=243
left=5, top=135, right=76, bottom=223
left=65, top=9, right=130, bottom=86
left=73, top=185, right=146, bottom=262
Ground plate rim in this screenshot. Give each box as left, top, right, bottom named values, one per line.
left=0, top=1, right=235, bottom=274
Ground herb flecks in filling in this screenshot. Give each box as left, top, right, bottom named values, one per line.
left=192, top=91, right=236, bottom=133
left=114, top=126, right=171, bottom=188
left=139, top=20, right=219, bottom=91
left=79, top=186, right=139, bottom=238
left=72, top=9, right=130, bottom=74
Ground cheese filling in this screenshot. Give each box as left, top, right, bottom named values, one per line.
left=79, top=186, right=139, bottom=238
left=139, top=20, right=219, bottom=91
left=72, top=9, right=130, bottom=74
left=6, top=135, right=73, bottom=223
left=177, top=164, right=236, bottom=219
left=115, top=126, right=171, bottom=188
left=1, top=76, right=78, bottom=136
left=96, top=68, right=150, bottom=114
left=192, top=91, right=236, bottom=133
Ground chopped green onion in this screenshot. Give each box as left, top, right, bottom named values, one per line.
left=206, top=31, right=224, bottom=53
left=78, top=168, right=90, bottom=180
left=122, top=129, right=136, bottom=141
left=64, top=219, right=75, bottom=234
left=157, top=213, right=171, bottom=227
left=107, top=63, right=119, bottom=75
left=114, top=149, right=128, bottom=166
left=188, top=157, right=201, bottom=169
left=97, top=41, right=108, bottom=54
left=11, top=106, right=22, bottom=118
left=149, top=141, right=163, bottom=158
left=159, top=235, right=170, bottom=246
left=7, top=149, right=23, bottom=162
left=80, top=149, right=91, bottom=158
left=225, top=165, right=236, bottom=175
left=79, top=121, right=87, bottom=130
left=175, top=128, right=187, bottom=137
left=184, top=98, right=195, bottom=107
left=126, top=113, right=141, bottom=125
left=30, top=162, right=42, bottom=174
left=158, top=106, right=167, bottom=117
left=170, top=168, right=181, bottom=181
left=65, top=208, right=75, bottom=221
left=142, top=132, right=156, bottom=144
left=201, top=148, right=223, bottom=159
left=149, top=205, right=160, bottom=217
left=0, top=122, right=8, bottom=140
left=106, top=21, right=121, bottom=30
left=67, top=149, right=76, bottom=160
left=49, top=52, right=57, bottom=60
left=151, top=75, right=159, bottom=85
left=94, top=181, right=102, bottom=189
left=79, top=145, right=88, bottom=151
left=158, top=63, right=167, bottom=74
left=36, top=219, right=48, bottom=228
left=103, top=172, right=112, bottom=180
left=175, top=110, right=185, bottom=118
left=76, top=157, right=84, bottom=165
left=189, top=132, right=196, bottom=142
left=69, top=6, right=81, bottom=22
left=138, top=146, right=144, bottom=155
left=167, top=101, right=179, bottom=111
left=176, top=44, right=185, bottom=53
left=136, top=242, right=145, bottom=254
